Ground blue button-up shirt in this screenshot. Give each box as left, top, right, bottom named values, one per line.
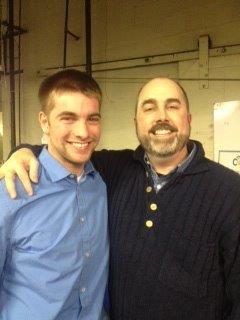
left=0, top=148, right=109, bottom=319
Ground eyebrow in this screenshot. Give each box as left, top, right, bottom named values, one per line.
left=140, top=98, right=158, bottom=108
left=57, top=112, right=77, bottom=118
left=57, top=111, right=101, bottom=118
left=165, top=98, right=181, bottom=105
left=140, top=97, right=181, bottom=108
left=89, top=113, right=101, bottom=118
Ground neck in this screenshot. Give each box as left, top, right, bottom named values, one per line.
left=47, top=145, right=85, bottom=177
left=147, top=146, right=188, bottom=175
left=61, top=163, right=85, bottom=177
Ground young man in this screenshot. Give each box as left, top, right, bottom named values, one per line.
left=0, top=69, right=109, bottom=319
left=2, top=77, right=240, bottom=319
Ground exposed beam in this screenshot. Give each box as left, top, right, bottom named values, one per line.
left=37, top=43, right=240, bottom=77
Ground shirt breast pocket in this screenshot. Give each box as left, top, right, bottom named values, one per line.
left=15, top=231, right=57, bottom=252
left=158, top=231, right=215, bottom=298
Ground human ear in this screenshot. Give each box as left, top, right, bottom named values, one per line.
left=187, top=113, right=192, bottom=124
left=39, top=111, right=50, bottom=135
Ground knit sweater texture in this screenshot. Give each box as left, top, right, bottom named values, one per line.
left=92, top=140, right=240, bottom=320
left=25, top=140, right=240, bottom=319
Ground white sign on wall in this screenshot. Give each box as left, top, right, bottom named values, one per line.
left=214, top=101, right=240, bottom=174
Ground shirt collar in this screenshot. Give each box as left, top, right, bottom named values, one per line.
left=39, top=147, right=96, bottom=182
left=177, top=141, right=196, bottom=173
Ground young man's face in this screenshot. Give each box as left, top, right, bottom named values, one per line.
left=135, top=78, right=191, bottom=159
left=39, top=91, right=101, bottom=175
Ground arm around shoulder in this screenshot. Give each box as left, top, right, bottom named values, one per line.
left=0, top=145, right=43, bottom=198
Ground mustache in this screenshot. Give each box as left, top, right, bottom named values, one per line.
left=149, top=122, right=178, bottom=134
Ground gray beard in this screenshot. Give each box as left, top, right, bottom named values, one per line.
left=137, top=132, right=189, bottom=158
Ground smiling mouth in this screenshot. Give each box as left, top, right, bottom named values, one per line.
left=68, top=142, right=90, bottom=149
left=154, top=129, right=172, bottom=135
left=150, top=123, right=177, bottom=136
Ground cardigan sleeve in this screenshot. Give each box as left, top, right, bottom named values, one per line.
left=92, top=149, right=134, bottom=187
left=8, top=144, right=44, bottom=158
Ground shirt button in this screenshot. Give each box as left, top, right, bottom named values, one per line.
left=69, top=174, right=75, bottom=179
left=85, top=252, right=91, bottom=258
left=145, top=220, right=153, bottom=228
left=156, top=185, right=161, bottom=190
left=146, top=186, right=152, bottom=193
left=81, top=287, right=86, bottom=293
left=80, top=217, right=85, bottom=223
left=150, top=203, right=157, bottom=211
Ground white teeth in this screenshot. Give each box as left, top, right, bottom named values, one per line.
left=154, top=129, right=171, bottom=135
left=70, top=142, right=88, bottom=148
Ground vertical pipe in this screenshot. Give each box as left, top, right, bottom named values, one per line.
left=85, top=0, right=92, bottom=76
left=0, top=0, right=2, bottom=68
left=18, top=0, right=22, bottom=143
left=63, top=0, right=69, bottom=68
left=3, top=38, right=7, bottom=73
left=8, top=0, right=16, bottom=148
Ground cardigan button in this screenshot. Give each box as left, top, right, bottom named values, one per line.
left=150, top=203, right=157, bottom=211
left=146, top=186, right=152, bottom=193
left=145, top=220, right=153, bottom=228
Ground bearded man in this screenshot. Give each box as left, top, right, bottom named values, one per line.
left=1, top=77, right=240, bottom=320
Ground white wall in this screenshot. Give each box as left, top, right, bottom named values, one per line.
left=1, top=0, right=240, bottom=159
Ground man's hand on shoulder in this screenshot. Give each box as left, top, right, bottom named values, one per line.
left=0, top=148, right=39, bottom=198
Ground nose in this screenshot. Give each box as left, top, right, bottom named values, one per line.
left=156, top=106, right=168, bottom=122
left=73, top=120, right=89, bottom=139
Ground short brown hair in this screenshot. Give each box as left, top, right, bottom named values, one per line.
left=38, top=69, right=102, bottom=114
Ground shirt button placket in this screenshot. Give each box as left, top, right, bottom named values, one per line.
left=80, top=216, right=85, bottom=223
left=85, top=252, right=91, bottom=258
left=81, top=287, right=86, bottom=293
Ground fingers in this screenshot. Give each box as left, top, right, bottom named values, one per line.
left=0, top=167, right=4, bottom=180
left=0, top=148, right=38, bottom=198
left=5, top=171, right=17, bottom=199
left=4, top=163, right=34, bottom=198
left=0, top=163, right=18, bottom=198
left=29, top=158, right=39, bottom=183
left=15, top=165, right=34, bottom=197
left=0, top=164, right=17, bottom=198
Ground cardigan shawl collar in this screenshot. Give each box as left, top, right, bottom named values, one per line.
left=133, top=139, right=209, bottom=175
